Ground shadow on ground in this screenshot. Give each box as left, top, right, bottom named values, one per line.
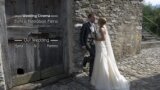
left=72, top=72, right=160, bottom=90
left=129, top=74, right=160, bottom=90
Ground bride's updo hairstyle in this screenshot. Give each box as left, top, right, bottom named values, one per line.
left=98, top=18, right=107, bottom=27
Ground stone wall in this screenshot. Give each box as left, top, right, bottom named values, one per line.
left=72, top=0, right=143, bottom=72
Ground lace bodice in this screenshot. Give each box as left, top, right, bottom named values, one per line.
left=96, top=26, right=107, bottom=39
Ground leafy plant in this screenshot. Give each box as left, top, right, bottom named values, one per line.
left=143, top=4, right=160, bottom=36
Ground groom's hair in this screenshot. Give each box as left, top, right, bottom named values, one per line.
left=88, top=13, right=95, bottom=18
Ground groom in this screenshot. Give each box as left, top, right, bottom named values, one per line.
left=80, top=13, right=97, bottom=78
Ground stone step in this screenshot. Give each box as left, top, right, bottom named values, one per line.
left=141, top=41, right=160, bottom=49
left=142, top=34, right=154, bottom=37
left=11, top=74, right=68, bottom=90
left=143, top=37, right=157, bottom=40
left=142, top=30, right=159, bottom=41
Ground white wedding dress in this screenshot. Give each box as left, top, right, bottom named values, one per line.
left=90, top=25, right=130, bottom=90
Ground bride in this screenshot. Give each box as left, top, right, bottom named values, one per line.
left=90, top=18, right=130, bottom=90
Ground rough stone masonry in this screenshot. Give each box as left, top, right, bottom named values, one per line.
left=72, top=0, right=143, bottom=72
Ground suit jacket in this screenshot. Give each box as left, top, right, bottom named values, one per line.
left=80, top=22, right=96, bottom=48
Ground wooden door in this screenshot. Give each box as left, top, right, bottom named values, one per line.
left=5, top=0, right=65, bottom=87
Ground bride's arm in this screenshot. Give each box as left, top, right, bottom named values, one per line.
left=95, top=28, right=106, bottom=41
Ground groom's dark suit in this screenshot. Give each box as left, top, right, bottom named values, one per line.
left=80, top=22, right=96, bottom=77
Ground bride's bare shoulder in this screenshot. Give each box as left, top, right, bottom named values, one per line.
left=100, top=26, right=108, bottom=34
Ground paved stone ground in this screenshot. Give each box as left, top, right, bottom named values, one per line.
left=118, top=47, right=160, bottom=90
left=0, top=47, right=160, bottom=90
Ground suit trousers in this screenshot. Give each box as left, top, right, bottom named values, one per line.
left=86, top=44, right=95, bottom=78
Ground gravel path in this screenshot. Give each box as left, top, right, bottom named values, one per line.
left=0, top=47, right=160, bottom=90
